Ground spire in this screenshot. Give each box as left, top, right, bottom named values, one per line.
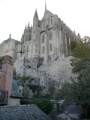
left=25, top=25, right=27, bottom=29
left=9, top=34, right=11, bottom=39
left=28, top=22, right=30, bottom=28
left=45, top=0, right=47, bottom=11
left=34, top=9, right=38, bottom=19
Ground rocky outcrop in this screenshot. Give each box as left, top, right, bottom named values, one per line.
left=0, top=104, right=51, bottom=120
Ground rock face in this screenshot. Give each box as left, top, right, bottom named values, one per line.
left=0, top=56, right=13, bottom=102
left=39, top=56, right=73, bottom=80
left=0, top=104, right=51, bottom=120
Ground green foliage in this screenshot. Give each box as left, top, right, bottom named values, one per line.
left=20, top=98, right=53, bottom=114
left=19, top=75, right=30, bottom=86
left=71, top=59, right=90, bottom=105
left=60, top=59, right=90, bottom=118
left=59, top=40, right=90, bottom=118
left=72, top=40, right=90, bottom=59
left=71, top=40, right=77, bottom=50
left=32, top=98, right=53, bottom=114
left=58, top=82, right=72, bottom=101
left=71, top=40, right=90, bottom=105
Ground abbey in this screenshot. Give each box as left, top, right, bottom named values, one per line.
left=16, top=7, right=77, bottom=64
left=0, top=6, right=78, bottom=101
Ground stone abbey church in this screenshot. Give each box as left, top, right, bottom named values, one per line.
left=0, top=6, right=78, bottom=105
left=0, top=7, right=77, bottom=65
left=16, top=7, right=77, bottom=64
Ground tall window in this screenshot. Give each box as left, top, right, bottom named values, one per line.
left=42, top=34, right=45, bottom=43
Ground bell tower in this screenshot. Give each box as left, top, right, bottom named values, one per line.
left=32, top=9, right=40, bottom=57
left=33, top=9, right=39, bottom=28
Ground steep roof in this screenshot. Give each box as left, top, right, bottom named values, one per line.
left=43, top=10, right=54, bottom=19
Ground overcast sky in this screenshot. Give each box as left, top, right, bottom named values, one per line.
left=0, top=0, right=90, bottom=43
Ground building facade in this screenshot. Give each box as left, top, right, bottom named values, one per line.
left=18, top=8, right=77, bottom=64
left=0, top=7, right=78, bottom=99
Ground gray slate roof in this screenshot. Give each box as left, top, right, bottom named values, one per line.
left=0, top=104, right=51, bottom=120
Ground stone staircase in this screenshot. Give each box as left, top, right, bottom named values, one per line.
left=0, top=104, right=51, bottom=120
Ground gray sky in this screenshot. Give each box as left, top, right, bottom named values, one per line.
left=0, top=0, right=90, bottom=42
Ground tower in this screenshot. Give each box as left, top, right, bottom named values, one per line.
left=33, top=9, right=39, bottom=28
left=32, top=9, right=40, bottom=57
left=9, top=34, right=11, bottom=40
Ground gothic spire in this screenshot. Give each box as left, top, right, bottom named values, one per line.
left=34, top=9, right=38, bottom=19
left=28, top=22, right=30, bottom=28
left=9, top=34, right=11, bottom=39
left=45, top=0, right=47, bottom=11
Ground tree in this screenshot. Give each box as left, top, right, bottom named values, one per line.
left=71, top=41, right=90, bottom=118
left=19, top=75, right=30, bottom=87
left=71, top=40, right=90, bottom=59
left=71, top=59, right=90, bottom=118
left=60, top=40, right=90, bottom=118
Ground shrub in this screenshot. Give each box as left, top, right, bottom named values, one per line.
left=20, top=98, right=53, bottom=114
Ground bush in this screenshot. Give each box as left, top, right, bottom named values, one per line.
left=20, top=98, right=53, bottom=114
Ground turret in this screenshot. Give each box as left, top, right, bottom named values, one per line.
left=33, top=9, right=39, bottom=27
left=9, top=34, right=11, bottom=40
left=21, top=23, right=32, bottom=42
